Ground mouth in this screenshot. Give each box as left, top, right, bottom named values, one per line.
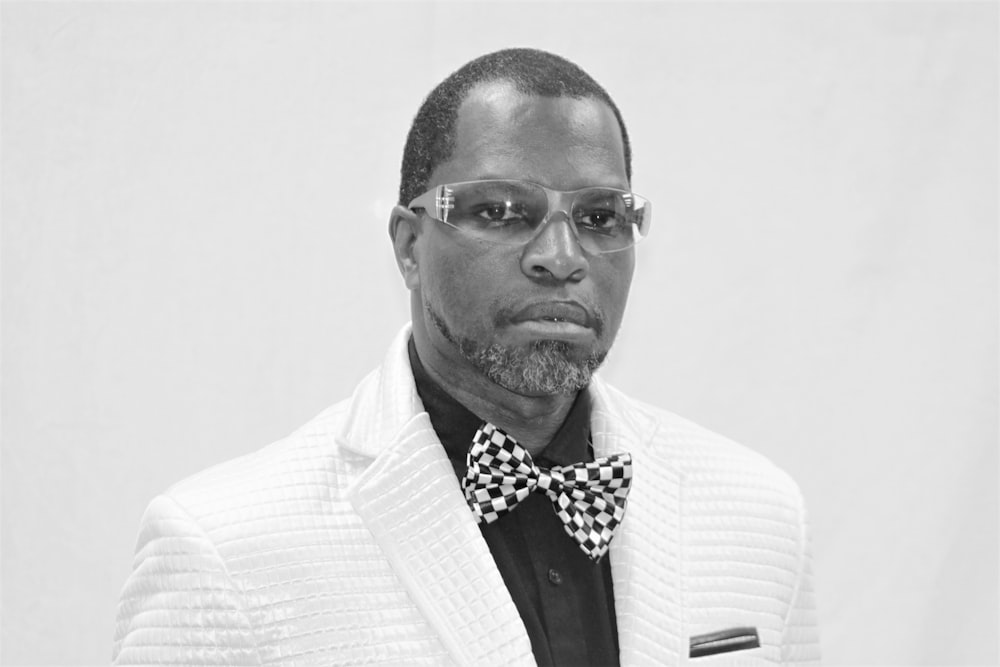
left=508, top=301, right=600, bottom=339
left=512, top=301, right=592, bottom=326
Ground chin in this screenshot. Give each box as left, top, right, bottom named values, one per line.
left=476, top=339, right=605, bottom=395
left=427, top=302, right=609, bottom=395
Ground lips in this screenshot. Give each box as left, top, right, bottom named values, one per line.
left=510, top=301, right=594, bottom=328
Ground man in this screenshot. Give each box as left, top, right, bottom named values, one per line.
left=114, top=48, right=819, bottom=665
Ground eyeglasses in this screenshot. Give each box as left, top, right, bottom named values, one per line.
left=408, top=179, right=651, bottom=254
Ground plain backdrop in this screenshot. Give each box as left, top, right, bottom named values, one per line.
left=2, top=2, right=997, bottom=665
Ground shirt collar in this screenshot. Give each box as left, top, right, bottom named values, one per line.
left=407, top=337, right=592, bottom=466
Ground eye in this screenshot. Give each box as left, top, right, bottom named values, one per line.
left=576, top=209, right=623, bottom=235
left=472, top=201, right=529, bottom=226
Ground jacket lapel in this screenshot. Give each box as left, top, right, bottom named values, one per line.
left=345, top=327, right=534, bottom=666
left=342, top=327, right=684, bottom=666
left=591, top=379, right=685, bottom=665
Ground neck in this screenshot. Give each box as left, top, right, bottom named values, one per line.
left=413, top=330, right=578, bottom=457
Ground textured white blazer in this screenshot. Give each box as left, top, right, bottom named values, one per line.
left=113, top=326, right=820, bottom=665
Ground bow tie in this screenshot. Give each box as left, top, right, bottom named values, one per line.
left=462, top=422, right=632, bottom=561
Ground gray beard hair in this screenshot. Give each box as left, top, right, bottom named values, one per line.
left=427, top=304, right=606, bottom=396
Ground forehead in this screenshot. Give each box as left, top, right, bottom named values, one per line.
left=429, top=81, right=628, bottom=192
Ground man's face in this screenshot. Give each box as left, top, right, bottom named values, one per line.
left=410, top=81, right=635, bottom=396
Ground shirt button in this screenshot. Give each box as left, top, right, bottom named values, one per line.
left=547, top=568, right=563, bottom=585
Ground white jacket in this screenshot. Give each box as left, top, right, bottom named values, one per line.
left=113, top=326, right=820, bottom=665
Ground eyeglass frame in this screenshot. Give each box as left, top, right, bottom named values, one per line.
left=407, top=179, right=651, bottom=254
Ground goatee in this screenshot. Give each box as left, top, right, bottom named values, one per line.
left=426, top=303, right=606, bottom=396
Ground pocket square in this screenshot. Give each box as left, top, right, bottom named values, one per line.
left=689, top=626, right=760, bottom=658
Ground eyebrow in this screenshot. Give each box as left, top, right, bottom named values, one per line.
left=463, top=175, right=631, bottom=191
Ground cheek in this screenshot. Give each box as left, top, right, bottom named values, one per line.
left=419, top=242, right=499, bottom=311
left=597, top=256, right=635, bottom=323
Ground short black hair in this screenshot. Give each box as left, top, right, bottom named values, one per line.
left=397, top=48, right=632, bottom=206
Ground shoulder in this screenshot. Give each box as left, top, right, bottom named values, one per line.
left=654, top=401, right=800, bottom=494
left=140, top=329, right=418, bottom=542
left=158, top=396, right=364, bottom=527
left=596, top=381, right=806, bottom=508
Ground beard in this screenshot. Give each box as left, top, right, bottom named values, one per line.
left=426, top=301, right=608, bottom=396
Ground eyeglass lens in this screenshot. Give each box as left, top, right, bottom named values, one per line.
left=442, top=181, right=643, bottom=252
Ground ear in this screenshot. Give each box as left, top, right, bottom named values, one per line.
left=388, top=205, right=422, bottom=290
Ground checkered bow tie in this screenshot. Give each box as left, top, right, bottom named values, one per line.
left=463, top=422, right=633, bottom=561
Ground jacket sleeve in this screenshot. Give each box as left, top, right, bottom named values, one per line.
left=781, top=501, right=821, bottom=664
left=113, top=494, right=263, bottom=666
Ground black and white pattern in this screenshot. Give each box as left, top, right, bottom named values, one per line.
left=463, top=422, right=632, bottom=561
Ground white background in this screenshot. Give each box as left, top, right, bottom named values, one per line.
left=2, top=2, right=996, bottom=664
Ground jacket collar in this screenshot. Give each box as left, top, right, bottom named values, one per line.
left=344, top=324, right=684, bottom=665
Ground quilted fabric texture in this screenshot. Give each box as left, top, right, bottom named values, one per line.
left=113, top=325, right=820, bottom=665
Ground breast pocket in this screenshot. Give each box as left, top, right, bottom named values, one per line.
left=689, top=626, right=760, bottom=658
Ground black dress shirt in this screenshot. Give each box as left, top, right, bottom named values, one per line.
left=408, top=339, right=620, bottom=667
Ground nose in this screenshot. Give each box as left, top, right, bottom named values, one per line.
left=520, top=213, right=590, bottom=283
